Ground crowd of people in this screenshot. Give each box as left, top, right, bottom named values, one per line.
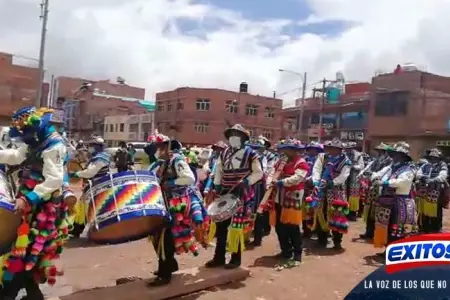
left=0, top=105, right=448, bottom=299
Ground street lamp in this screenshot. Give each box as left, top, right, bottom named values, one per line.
left=279, top=69, right=307, bottom=140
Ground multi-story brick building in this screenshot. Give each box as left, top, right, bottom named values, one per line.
left=0, top=52, right=49, bottom=125
left=155, top=84, right=283, bottom=146
left=103, top=113, right=155, bottom=146
left=281, top=82, right=371, bottom=149
left=369, top=70, right=450, bottom=158
left=55, top=76, right=149, bottom=140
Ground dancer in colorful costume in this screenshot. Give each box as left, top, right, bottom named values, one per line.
left=344, top=142, right=364, bottom=221
left=373, top=142, right=417, bottom=250
left=307, top=138, right=351, bottom=250
left=416, top=148, right=448, bottom=233
left=266, top=138, right=308, bottom=264
left=302, top=141, right=324, bottom=238
left=147, top=131, right=208, bottom=286
left=359, top=142, right=392, bottom=240
left=206, top=124, right=263, bottom=269
left=247, top=136, right=270, bottom=247
left=0, top=106, right=70, bottom=300
left=202, top=141, right=227, bottom=198
left=69, top=135, right=110, bottom=238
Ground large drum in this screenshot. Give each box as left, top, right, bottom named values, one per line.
left=84, top=170, right=169, bottom=244
left=207, top=194, right=240, bottom=223
left=0, top=170, right=20, bottom=255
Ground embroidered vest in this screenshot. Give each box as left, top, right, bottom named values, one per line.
left=281, top=156, right=309, bottom=191
left=220, top=146, right=257, bottom=192
left=382, top=164, right=412, bottom=196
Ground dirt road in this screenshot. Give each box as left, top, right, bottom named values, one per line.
left=42, top=219, right=387, bottom=300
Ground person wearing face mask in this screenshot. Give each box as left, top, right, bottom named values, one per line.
left=309, top=138, right=351, bottom=250
left=415, top=148, right=448, bottom=233
left=372, top=142, right=417, bottom=253
left=205, top=124, right=263, bottom=269
left=70, top=135, right=110, bottom=238
left=0, top=106, right=69, bottom=300
left=146, top=131, right=208, bottom=287
left=265, top=138, right=309, bottom=266
left=343, top=142, right=364, bottom=221
left=302, top=141, right=324, bottom=238
left=358, top=142, right=393, bottom=240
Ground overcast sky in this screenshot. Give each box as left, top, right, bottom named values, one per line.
left=0, top=0, right=447, bottom=105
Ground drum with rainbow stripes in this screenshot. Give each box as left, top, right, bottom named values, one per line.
left=84, top=170, right=169, bottom=244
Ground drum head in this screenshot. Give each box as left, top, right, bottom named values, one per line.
left=0, top=209, right=21, bottom=255
left=88, top=215, right=166, bottom=245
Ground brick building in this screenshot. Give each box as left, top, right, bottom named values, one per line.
left=281, top=82, right=371, bottom=149
left=155, top=84, right=283, bottom=146
left=55, top=76, right=148, bottom=140
left=369, top=70, right=450, bottom=159
left=0, top=52, right=49, bottom=125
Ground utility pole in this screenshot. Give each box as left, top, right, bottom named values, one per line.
left=317, top=78, right=327, bottom=143
left=298, top=72, right=307, bottom=139
left=35, top=0, right=49, bottom=108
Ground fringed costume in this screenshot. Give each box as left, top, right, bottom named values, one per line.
left=416, top=148, right=448, bottom=233
left=373, top=142, right=417, bottom=248
left=302, top=142, right=324, bottom=238
left=306, top=139, right=351, bottom=249
left=345, top=142, right=364, bottom=220
left=247, top=136, right=271, bottom=246
left=206, top=124, right=263, bottom=269
left=70, top=136, right=110, bottom=238
left=0, top=106, right=70, bottom=300
left=359, top=142, right=393, bottom=239
left=147, top=132, right=208, bottom=286
left=267, top=139, right=308, bottom=262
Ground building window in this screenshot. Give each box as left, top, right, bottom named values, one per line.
left=262, top=130, right=273, bottom=140
left=196, top=98, right=211, bottom=111
left=226, top=100, right=238, bottom=114
left=167, top=102, right=173, bottom=111
left=247, top=127, right=255, bottom=137
left=129, top=123, right=139, bottom=133
left=156, top=101, right=164, bottom=111
left=374, top=92, right=408, bottom=116
left=264, top=107, right=275, bottom=118
left=245, top=104, right=258, bottom=116
left=119, top=123, right=124, bottom=132
left=109, top=124, right=114, bottom=132
left=177, top=101, right=184, bottom=110
left=194, top=122, right=209, bottom=133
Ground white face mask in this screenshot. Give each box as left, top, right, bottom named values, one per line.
left=229, top=136, right=241, bottom=149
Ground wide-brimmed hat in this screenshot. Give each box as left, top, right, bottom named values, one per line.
left=344, top=141, right=357, bottom=149
left=389, top=141, right=412, bottom=161
left=323, top=138, right=344, bottom=149
left=374, top=142, right=390, bottom=151
left=247, top=136, right=267, bottom=149
left=276, top=138, right=305, bottom=151
left=88, top=134, right=105, bottom=146
left=259, top=135, right=272, bottom=148
left=306, top=141, right=324, bottom=152
left=224, top=124, right=250, bottom=140
left=147, top=130, right=182, bottom=150
left=427, top=148, right=442, bottom=158
left=212, top=140, right=227, bottom=149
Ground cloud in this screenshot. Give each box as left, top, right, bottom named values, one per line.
left=0, top=0, right=448, bottom=106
